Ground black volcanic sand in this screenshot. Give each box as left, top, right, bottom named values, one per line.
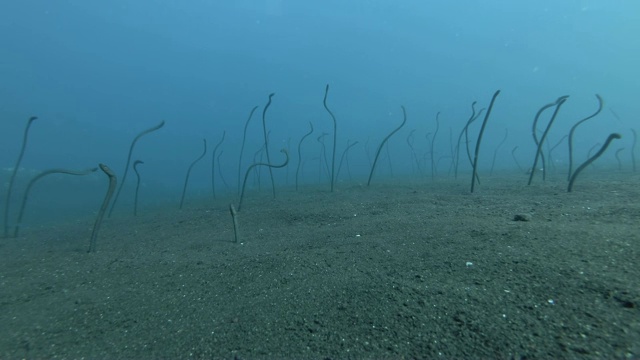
left=1, top=172, right=639, bottom=359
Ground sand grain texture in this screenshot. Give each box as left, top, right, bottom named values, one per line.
left=1, top=174, right=638, bottom=358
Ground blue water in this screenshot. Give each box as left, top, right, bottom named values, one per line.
left=1, top=1, right=638, bottom=223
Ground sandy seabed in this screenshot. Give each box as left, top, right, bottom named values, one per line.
left=1, top=172, right=639, bottom=359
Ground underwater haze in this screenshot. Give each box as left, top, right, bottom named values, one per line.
left=1, top=0, right=639, bottom=220
left=2, top=1, right=640, bottom=358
